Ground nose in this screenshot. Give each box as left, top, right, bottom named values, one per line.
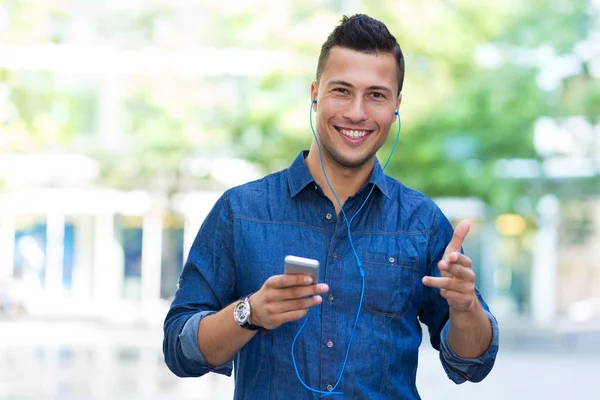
left=341, top=97, right=368, bottom=123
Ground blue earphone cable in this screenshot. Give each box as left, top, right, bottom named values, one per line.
left=290, top=99, right=402, bottom=397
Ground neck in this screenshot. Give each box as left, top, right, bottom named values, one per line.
left=305, top=142, right=375, bottom=215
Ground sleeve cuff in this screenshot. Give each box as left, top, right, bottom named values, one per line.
left=179, top=311, right=234, bottom=375
left=439, top=309, right=499, bottom=383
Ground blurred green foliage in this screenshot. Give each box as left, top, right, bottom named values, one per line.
left=0, top=0, right=598, bottom=212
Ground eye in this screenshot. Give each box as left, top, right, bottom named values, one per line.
left=371, top=92, right=385, bottom=99
left=333, top=87, right=349, bottom=94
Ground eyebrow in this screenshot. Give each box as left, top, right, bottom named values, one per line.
left=327, top=80, right=394, bottom=95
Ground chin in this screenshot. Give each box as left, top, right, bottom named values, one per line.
left=333, top=153, right=374, bottom=169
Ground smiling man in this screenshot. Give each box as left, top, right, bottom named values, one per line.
left=163, top=14, right=499, bottom=399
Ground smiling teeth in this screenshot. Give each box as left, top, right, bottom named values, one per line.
left=340, top=129, right=369, bottom=139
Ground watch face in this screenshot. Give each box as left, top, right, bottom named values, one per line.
left=234, top=300, right=250, bottom=325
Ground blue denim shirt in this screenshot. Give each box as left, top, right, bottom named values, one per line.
left=163, top=151, right=499, bottom=399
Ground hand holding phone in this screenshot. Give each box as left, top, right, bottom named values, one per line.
left=247, top=256, right=326, bottom=330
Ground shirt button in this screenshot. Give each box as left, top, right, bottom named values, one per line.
left=325, top=213, right=332, bottom=220
left=314, top=185, right=318, bottom=190
left=389, top=256, right=395, bottom=263
left=328, top=294, right=334, bottom=302
left=327, top=384, right=333, bottom=391
left=332, top=252, right=337, bottom=259
left=327, top=340, right=333, bottom=348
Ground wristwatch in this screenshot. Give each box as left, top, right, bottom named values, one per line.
left=233, top=294, right=262, bottom=330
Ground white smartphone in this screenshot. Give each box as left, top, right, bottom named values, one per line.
left=284, top=255, right=320, bottom=283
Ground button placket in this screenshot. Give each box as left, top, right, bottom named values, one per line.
left=320, top=230, right=343, bottom=392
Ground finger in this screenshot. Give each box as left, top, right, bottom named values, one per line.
left=274, top=308, right=310, bottom=324
left=438, top=262, right=475, bottom=282
left=438, top=258, right=475, bottom=281
left=444, top=252, right=473, bottom=267
left=269, top=295, right=323, bottom=314
left=422, top=276, right=475, bottom=294
left=267, top=274, right=314, bottom=289
left=264, top=281, right=328, bottom=303
left=446, top=219, right=471, bottom=253
left=281, top=283, right=329, bottom=300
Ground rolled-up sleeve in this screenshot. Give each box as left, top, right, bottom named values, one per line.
left=439, top=309, right=499, bottom=383
left=163, top=193, right=236, bottom=377
left=177, top=311, right=234, bottom=375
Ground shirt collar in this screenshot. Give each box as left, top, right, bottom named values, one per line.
left=287, top=150, right=391, bottom=199
left=287, top=151, right=316, bottom=197
left=366, top=156, right=391, bottom=199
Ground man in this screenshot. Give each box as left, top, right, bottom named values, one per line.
left=163, top=14, right=498, bottom=399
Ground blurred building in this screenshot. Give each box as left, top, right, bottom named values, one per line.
left=0, top=154, right=261, bottom=321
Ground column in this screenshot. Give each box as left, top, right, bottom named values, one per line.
left=531, top=195, right=560, bottom=326
left=45, top=213, right=65, bottom=296
left=71, top=216, right=94, bottom=298
left=140, top=213, right=162, bottom=301
left=93, top=213, right=122, bottom=300
left=0, top=212, right=15, bottom=280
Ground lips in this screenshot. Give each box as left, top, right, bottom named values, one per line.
left=335, top=126, right=374, bottom=141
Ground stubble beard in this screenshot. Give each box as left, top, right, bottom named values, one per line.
left=319, top=136, right=377, bottom=170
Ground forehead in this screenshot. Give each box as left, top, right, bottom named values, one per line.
left=321, top=47, right=397, bottom=91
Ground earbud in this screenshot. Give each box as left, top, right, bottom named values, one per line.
left=395, top=110, right=399, bottom=115
left=312, top=98, right=317, bottom=104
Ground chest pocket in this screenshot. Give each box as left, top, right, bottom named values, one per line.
left=362, top=252, right=419, bottom=320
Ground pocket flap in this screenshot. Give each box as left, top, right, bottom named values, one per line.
left=363, top=252, right=419, bottom=270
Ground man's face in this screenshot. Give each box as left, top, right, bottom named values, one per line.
left=311, top=47, right=401, bottom=170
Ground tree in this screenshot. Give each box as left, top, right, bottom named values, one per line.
left=1, top=0, right=598, bottom=213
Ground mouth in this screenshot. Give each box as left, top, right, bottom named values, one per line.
left=334, top=126, right=374, bottom=142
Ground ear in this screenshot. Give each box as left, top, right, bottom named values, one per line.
left=392, top=93, right=402, bottom=123
left=396, top=93, right=402, bottom=111
left=310, top=81, right=319, bottom=112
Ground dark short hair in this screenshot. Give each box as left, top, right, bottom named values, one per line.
left=316, top=14, right=405, bottom=94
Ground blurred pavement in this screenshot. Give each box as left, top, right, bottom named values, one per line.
left=1, top=315, right=599, bottom=400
